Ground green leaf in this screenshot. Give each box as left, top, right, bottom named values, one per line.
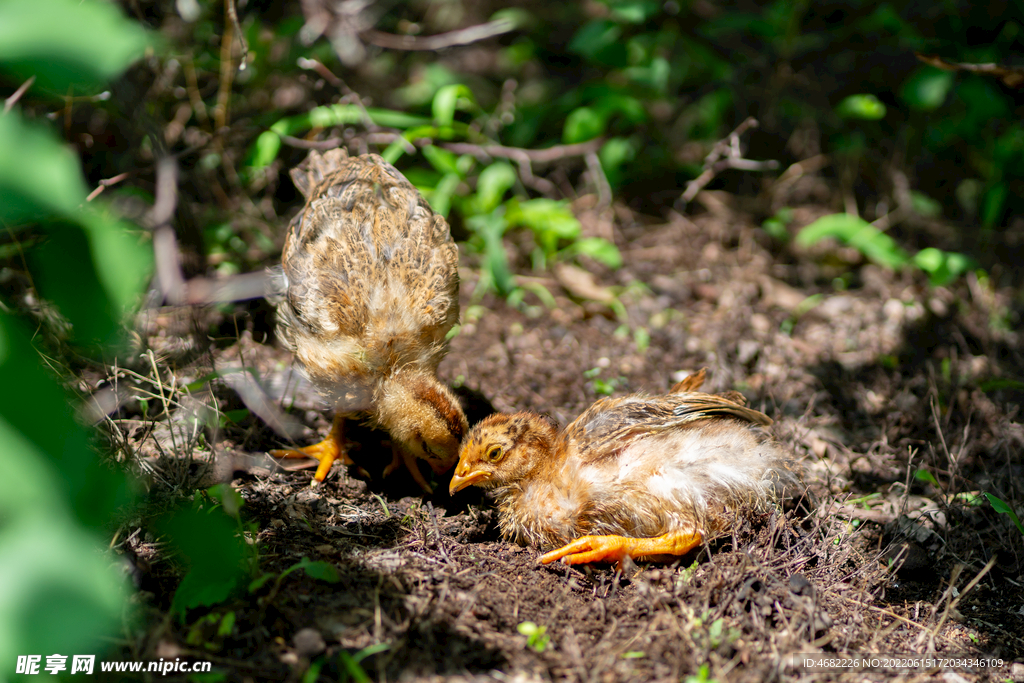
left=207, top=484, right=245, bottom=518
left=0, top=0, right=149, bottom=93
left=912, top=247, right=975, bottom=286
left=609, top=0, right=661, bottom=23
left=467, top=211, right=514, bottom=295
left=914, top=469, right=939, bottom=486
left=909, top=191, right=942, bottom=218
left=796, top=214, right=909, bottom=269
left=0, top=517, right=127, bottom=671
left=568, top=20, right=626, bottom=66
left=474, top=162, right=517, bottom=214
left=78, top=208, right=153, bottom=315
left=0, top=113, right=88, bottom=222
left=835, top=94, right=887, bottom=120
left=159, top=507, right=248, bottom=616
left=564, top=106, right=605, bottom=143
left=563, top=237, right=623, bottom=268
left=599, top=137, right=636, bottom=185
left=432, top=84, right=475, bottom=127
left=901, top=67, right=954, bottom=111
left=507, top=198, right=581, bottom=243
left=0, top=315, right=130, bottom=526
left=421, top=145, right=463, bottom=176
left=985, top=493, right=1024, bottom=537
left=982, top=183, right=1007, bottom=228
left=294, top=557, right=342, bottom=583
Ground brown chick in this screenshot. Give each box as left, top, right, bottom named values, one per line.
left=449, top=369, right=796, bottom=566
left=270, top=149, right=468, bottom=493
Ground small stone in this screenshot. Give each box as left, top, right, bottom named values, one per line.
left=293, top=628, right=326, bottom=657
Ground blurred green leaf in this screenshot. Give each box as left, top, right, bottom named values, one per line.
left=159, top=506, right=248, bottom=616
left=901, top=67, right=954, bottom=110
left=569, top=20, right=626, bottom=66
left=0, top=517, right=127, bottom=674
left=507, top=198, right=581, bottom=246
left=473, top=162, right=517, bottom=214
left=796, top=214, right=909, bottom=269
left=564, top=106, right=605, bottom=143
left=467, top=210, right=514, bottom=295
left=914, top=469, right=939, bottom=486
left=909, top=191, right=942, bottom=218
left=292, top=557, right=342, bottom=583
left=432, top=84, right=475, bottom=127
left=207, top=484, right=245, bottom=518
left=609, top=0, right=661, bottom=23
left=0, top=315, right=130, bottom=526
left=912, top=247, right=974, bottom=286
left=982, top=182, right=1007, bottom=228
left=0, top=113, right=88, bottom=222
left=835, top=94, right=887, bottom=120
left=562, top=237, right=623, bottom=268
left=0, top=0, right=149, bottom=93
left=599, top=137, right=637, bottom=185
left=422, top=145, right=463, bottom=176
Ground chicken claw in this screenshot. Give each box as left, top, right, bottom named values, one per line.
left=539, top=530, right=703, bottom=567
left=270, top=414, right=359, bottom=485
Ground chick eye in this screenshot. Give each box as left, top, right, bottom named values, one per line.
left=485, top=445, right=504, bottom=462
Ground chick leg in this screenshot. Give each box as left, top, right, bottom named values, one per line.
left=539, top=529, right=702, bottom=567
left=383, top=445, right=434, bottom=495
left=270, top=413, right=356, bottom=486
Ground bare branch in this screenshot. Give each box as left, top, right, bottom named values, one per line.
left=362, top=16, right=518, bottom=51
left=3, top=75, right=35, bottom=114
left=679, top=117, right=778, bottom=206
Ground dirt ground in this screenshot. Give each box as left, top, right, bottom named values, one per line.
left=106, top=194, right=1024, bottom=682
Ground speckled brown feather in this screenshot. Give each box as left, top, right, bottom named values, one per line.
left=451, top=382, right=797, bottom=555
left=273, top=150, right=467, bottom=480
left=277, top=150, right=460, bottom=409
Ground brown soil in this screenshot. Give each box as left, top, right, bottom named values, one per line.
left=108, top=198, right=1024, bottom=682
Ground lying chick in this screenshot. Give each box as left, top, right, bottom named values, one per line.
left=449, top=370, right=796, bottom=566
left=271, top=149, right=468, bottom=492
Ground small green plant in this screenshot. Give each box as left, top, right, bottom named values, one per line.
left=584, top=367, right=625, bottom=396
left=338, top=643, right=391, bottom=683
left=762, top=207, right=794, bottom=241
left=517, top=621, right=551, bottom=653
left=985, top=493, right=1024, bottom=537
left=796, top=214, right=975, bottom=286
left=684, top=663, right=718, bottom=683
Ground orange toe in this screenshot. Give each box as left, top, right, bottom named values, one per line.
left=269, top=414, right=351, bottom=484
left=539, top=530, right=703, bottom=567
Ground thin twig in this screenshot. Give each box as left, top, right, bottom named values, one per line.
left=3, top=76, right=35, bottom=114
left=361, top=16, right=518, bottom=51
left=225, top=0, right=249, bottom=70
left=679, top=117, right=778, bottom=206
left=443, top=138, right=604, bottom=164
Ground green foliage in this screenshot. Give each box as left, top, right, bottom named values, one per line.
left=835, top=94, right=887, bottom=120
left=159, top=498, right=249, bottom=617
left=985, top=493, right=1024, bottom=538
left=517, top=621, right=551, bottom=653
left=684, top=663, right=718, bottom=683
left=0, top=0, right=150, bottom=675
left=0, top=0, right=149, bottom=93
left=796, top=214, right=975, bottom=286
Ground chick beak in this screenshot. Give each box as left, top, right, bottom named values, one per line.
left=448, top=464, right=489, bottom=495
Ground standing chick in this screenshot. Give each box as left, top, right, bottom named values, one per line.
left=449, top=370, right=796, bottom=566
left=271, top=149, right=467, bottom=492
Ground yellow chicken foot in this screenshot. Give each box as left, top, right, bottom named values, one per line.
left=383, top=445, right=435, bottom=494
left=270, top=413, right=360, bottom=486
left=539, top=530, right=703, bottom=568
